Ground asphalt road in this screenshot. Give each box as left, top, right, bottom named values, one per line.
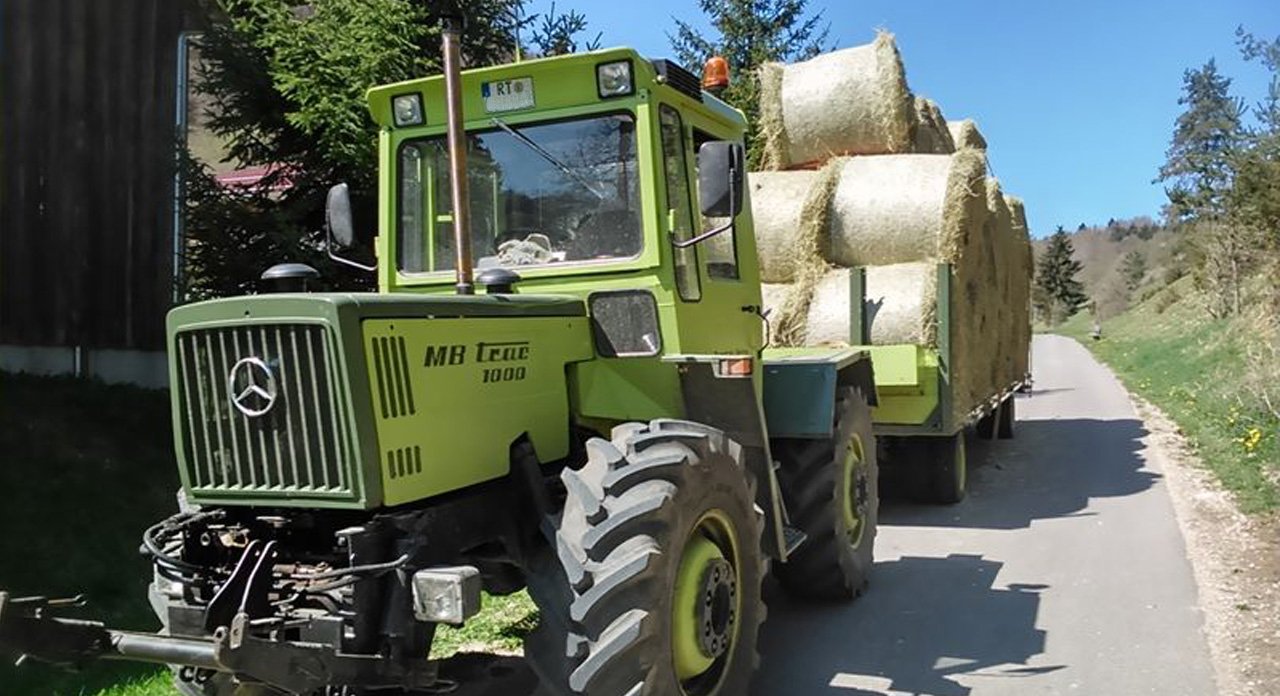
left=752, top=334, right=1218, bottom=696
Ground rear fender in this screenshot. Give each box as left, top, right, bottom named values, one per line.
left=762, top=348, right=877, bottom=439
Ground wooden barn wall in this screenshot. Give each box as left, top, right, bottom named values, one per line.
left=1, top=0, right=188, bottom=351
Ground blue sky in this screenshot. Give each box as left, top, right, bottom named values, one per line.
left=528, top=0, right=1278, bottom=237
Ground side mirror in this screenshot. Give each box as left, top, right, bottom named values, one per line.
left=325, top=182, right=376, bottom=272
left=697, top=141, right=744, bottom=218
left=326, top=183, right=355, bottom=249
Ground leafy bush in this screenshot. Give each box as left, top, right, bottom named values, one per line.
left=1153, top=287, right=1182, bottom=314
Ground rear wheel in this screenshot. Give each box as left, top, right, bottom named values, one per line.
left=773, top=388, right=878, bottom=601
left=975, top=410, right=997, bottom=440
left=526, top=420, right=766, bottom=696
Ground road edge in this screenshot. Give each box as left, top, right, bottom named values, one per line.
left=1128, top=394, right=1280, bottom=696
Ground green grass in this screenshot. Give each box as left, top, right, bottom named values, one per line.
left=429, top=590, right=539, bottom=658
left=1052, top=279, right=1280, bottom=513
left=0, top=372, right=540, bottom=694
left=0, top=372, right=179, bottom=695
left=90, top=673, right=174, bottom=696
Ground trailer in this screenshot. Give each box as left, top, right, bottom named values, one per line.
left=811, top=263, right=1028, bottom=503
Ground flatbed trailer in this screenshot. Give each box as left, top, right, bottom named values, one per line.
left=796, top=262, right=1029, bottom=503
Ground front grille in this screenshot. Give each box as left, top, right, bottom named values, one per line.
left=175, top=323, right=355, bottom=498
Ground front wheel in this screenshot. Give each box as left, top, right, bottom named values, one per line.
left=526, top=420, right=766, bottom=696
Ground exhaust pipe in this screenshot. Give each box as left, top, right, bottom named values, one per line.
left=441, top=14, right=474, bottom=295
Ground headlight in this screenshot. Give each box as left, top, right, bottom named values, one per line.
left=392, top=93, right=424, bottom=127
left=596, top=60, right=634, bottom=98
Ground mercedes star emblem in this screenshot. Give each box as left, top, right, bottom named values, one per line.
left=228, top=357, right=279, bottom=417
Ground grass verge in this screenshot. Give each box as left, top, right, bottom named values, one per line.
left=0, top=372, right=540, bottom=695
left=1051, top=278, right=1279, bottom=513
left=0, top=372, right=178, bottom=695
left=429, top=590, right=539, bottom=659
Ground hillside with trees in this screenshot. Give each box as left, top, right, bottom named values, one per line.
left=1047, top=25, right=1279, bottom=517
left=1033, top=217, right=1182, bottom=320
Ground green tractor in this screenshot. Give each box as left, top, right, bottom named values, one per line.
left=0, top=23, right=881, bottom=696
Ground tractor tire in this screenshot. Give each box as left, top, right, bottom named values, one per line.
left=997, top=396, right=1016, bottom=439
left=526, top=420, right=766, bottom=696
left=772, top=387, right=878, bottom=601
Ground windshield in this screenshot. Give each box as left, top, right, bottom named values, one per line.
left=397, top=113, right=641, bottom=274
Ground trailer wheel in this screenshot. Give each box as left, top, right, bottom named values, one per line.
left=929, top=431, right=968, bottom=504
left=997, top=396, right=1016, bottom=439
left=772, top=388, right=878, bottom=601
left=526, top=420, right=765, bottom=696
left=975, top=409, right=997, bottom=440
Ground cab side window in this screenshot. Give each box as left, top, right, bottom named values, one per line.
left=659, top=105, right=701, bottom=301
left=693, top=129, right=739, bottom=280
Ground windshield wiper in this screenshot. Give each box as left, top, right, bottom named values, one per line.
left=490, top=117, right=605, bottom=200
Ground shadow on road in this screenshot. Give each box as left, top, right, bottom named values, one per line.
left=755, top=554, right=1055, bottom=696
left=882, top=413, right=1159, bottom=530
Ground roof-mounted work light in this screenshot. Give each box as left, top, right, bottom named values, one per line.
left=392, top=93, right=424, bottom=127
left=596, top=60, right=634, bottom=98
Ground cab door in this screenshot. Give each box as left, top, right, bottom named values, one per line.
left=656, top=102, right=763, bottom=357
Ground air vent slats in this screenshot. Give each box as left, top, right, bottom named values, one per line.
left=372, top=335, right=416, bottom=419
left=386, top=445, right=423, bottom=480
left=651, top=59, right=703, bottom=101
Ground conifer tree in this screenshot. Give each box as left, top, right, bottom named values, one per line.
left=1034, top=227, right=1087, bottom=324
left=668, top=0, right=829, bottom=168
left=1121, top=250, right=1147, bottom=295
left=1156, top=60, right=1245, bottom=222
left=181, top=0, right=594, bottom=299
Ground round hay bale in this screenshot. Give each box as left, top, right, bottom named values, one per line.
left=759, top=32, right=913, bottom=169
left=947, top=119, right=987, bottom=150
left=936, top=155, right=994, bottom=424
left=911, top=97, right=955, bottom=154
left=770, top=159, right=845, bottom=345
left=1005, top=195, right=1033, bottom=378
left=984, top=179, right=1014, bottom=390
left=757, top=62, right=789, bottom=171
left=826, top=150, right=989, bottom=267
left=805, top=264, right=938, bottom=346
left=749, top=170, right=820, bottom=283
left=760, top=283, right=793, bottom=326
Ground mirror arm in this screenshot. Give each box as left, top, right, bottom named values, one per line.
left=327, top=247, right=377, bottom=272
left=326, top=225, right=377, bottom=272
left=671, top=219, right=732, bottom=249
left=674, top=162, right=738, bottom=249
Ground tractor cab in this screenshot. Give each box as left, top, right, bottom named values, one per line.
left=360, top=50, right=764, bottom=405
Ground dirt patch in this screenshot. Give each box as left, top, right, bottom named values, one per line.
left=1134, top=396, right=1280, bottom=696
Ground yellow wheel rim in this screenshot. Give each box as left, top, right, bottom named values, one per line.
left=671, top=509, right=741, bottom=690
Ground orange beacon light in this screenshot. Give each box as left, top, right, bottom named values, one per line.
left=703, top=56, right=730, bottom=93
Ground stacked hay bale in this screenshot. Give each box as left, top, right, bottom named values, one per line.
left=751, top=32, right=1031, bottom=423
left=911, top=97, right=955, bottom=155
left=1005, top=196, right=1034, bottom=379
left=947, top=119, right=987, bottom=150
left=758, top=32, right=913, bottom=168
